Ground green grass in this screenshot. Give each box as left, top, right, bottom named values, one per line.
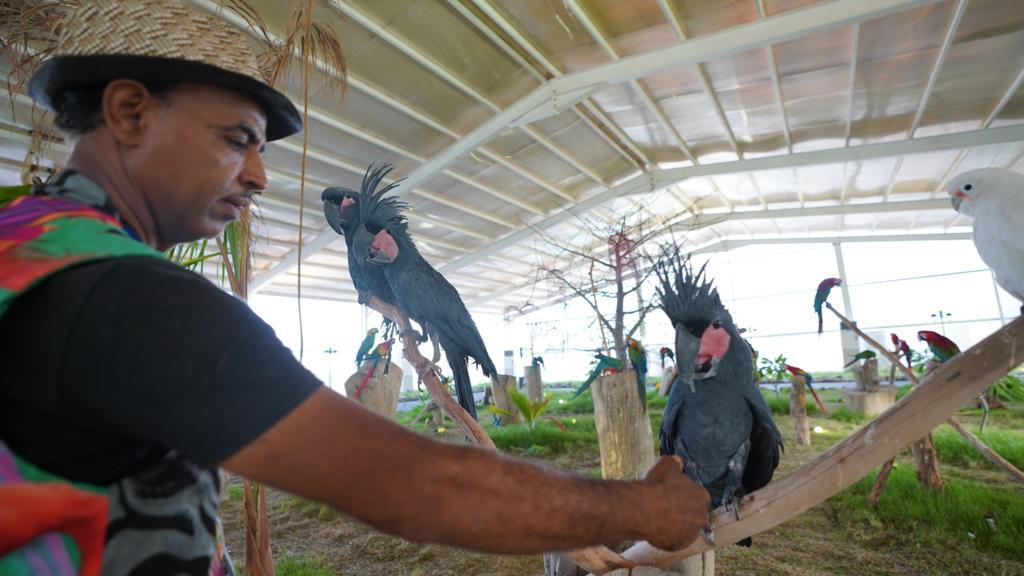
left=831, top=407, right=870, bottom=424
left=896, top=383, right=913, bottom=400
left=282, top=495, right=338, bottom=522
left=487, top=418, right=595, bottom=455
left=932, top=425, right=1024, bottom=470
left=547, top=391, right=594, bottom=414
left=762, top=392, right=820, bottom=416
left=228, top=484, right=243, bottom=503
left=830, top=466, right=1024, bottom=559
left=276, top=553, right=335, bottom=576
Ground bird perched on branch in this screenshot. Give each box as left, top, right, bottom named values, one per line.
left=784, top=364, right=827, bottom=414
left=947, top=168, right=1024, bottom=310
left=656, top=255, right=782, bottom=546
left=813, top=278, right=842, bottom=334
left=356, top=328, right=378, bottom=365
left=659, top=346, right=674, bottom=369
left=627, top=338, right=649, bottom=412
left=321, top=165, right=399, bottom=306
left=572, top=353, right=624, bottom=400
left=844, top=350, right=877, bottom=368
left=918, top=331, right=960, bottom=363
left=891, top=333, right=913, bottom=368
left=354, top=339, right=393, bottom=399
left=349, top=166, right=497, bottom=420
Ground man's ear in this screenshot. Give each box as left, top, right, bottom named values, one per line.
left=101, top=79, right=163, bottom=146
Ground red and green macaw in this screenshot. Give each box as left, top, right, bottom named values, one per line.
left=918, top=331, right=960, bottom=363
left=354, top=339, right=393, bottom=398
left=813, top=277, right=842, bottom=334
left=784, top=363, right=827, bottom=413
left=843, top=350, right=876, bottom=368
left=355, top=327, right=378, bottom=365
left=627, top=338, right=648, bottom=412
left=573, top=353, right=624, bottom=399
left=890, top=333, right=913, bottom=368
left=659, top=346, right=674, bottom=369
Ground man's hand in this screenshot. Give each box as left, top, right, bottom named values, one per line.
left=639, top=456, right=711, bottom=551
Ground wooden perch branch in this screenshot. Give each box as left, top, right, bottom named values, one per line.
left=825, top=303, right=915, bottom=382
left=605, top=316, right=1023, bottom=572
left=826, top=303, right=1024, bottom=485
left=366, top=295, right=631, bottom=572
left=364, top=295, right=495, bottom=449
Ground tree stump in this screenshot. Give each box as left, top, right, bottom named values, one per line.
left=790, top=375, right=811, bottom=446
left=491, top=374, right=522, bottom=426
left=592, top=372, right=656, bottom=480
left=524, top=364, right=544, bottom=403
left=343, top=361, right=404, bottom=420
left=659, top=366, right=677, bottom=397
left=852, top=358, right=880, bottom=392
left=910, top=361, right=944, bottom=492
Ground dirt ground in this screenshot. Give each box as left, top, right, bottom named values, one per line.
left=219, top=411, right=1024, bottom=576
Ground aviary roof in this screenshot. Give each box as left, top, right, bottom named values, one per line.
left=1, top=0, right=1021, bottom=316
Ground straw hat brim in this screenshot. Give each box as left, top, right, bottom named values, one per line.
left=29, top=54, right=302, bottom=141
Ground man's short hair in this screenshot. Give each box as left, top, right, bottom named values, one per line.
left=51, top=80, right=180, bottom=136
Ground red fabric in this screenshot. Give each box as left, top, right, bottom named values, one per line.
left=0, top=482, right=108, bottom=576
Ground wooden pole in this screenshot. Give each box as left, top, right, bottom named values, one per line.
left=945, top=417, right=1024, bottom=484
left=492, top=374, right=521, bottom=426
left=826, top=304, right=943, bottom=491
left=365, top=295, right=495, bottom=449
left=598, top=317, right=1023, bottom=574
left=525, top=364, right=544, bottom=403
left=790, top=375, right=811, bottom=446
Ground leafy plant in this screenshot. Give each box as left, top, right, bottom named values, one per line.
left=757, top=353, right=789, bottom=383
left=992, top=374, right=1024, bottom=403
left=487, top=389, right=567, bottom=432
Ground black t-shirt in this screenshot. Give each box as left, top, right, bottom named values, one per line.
left=0, top=256, right=322, bottom=485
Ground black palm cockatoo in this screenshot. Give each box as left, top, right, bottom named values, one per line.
left=321, top=165, right=398, bottom=306
left=348, top=170, right=497, bottom=420
left=656, top=255, right=782, bottom=547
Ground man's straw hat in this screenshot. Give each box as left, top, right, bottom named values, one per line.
left=28, top=0, right=302, bottom=141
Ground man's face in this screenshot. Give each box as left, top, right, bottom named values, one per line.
left=126, top=83, right=268, bottom=245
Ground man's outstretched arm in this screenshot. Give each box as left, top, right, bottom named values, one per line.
left=222, top=387, right=709, bottom=554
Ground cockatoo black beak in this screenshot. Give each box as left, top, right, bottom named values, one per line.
left=951, top=194, right=963, bottom=213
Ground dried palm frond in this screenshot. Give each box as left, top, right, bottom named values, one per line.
left=0, top=0, right=78, bottom=98
left=214, top=0, right=272, bottom=45
left=261, top=0, right=347, bottom=96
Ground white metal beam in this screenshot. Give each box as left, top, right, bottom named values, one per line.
left=909, top=0, right=969, bottom=137
left=486, top=231, right=972, bottom=313
left=845, top=24, right=860, bottom=148
left=557, top=0, right=940, bottom=96
left=402, top=0, right=936, bottom=202
left=440, top=123, right=1024, bottom=273
left=657, top=0, right=743, bottom=159
left=755, top=0, right=793, bottom=155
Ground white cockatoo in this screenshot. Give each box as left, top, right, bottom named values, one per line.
left=946, top=168, right=1024, bottom=309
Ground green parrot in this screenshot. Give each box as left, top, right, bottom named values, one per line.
left=843, top=349, right=876, bottom=368
left=627, top=338, right=648, bottom=412
left=572, top=353, right=624, bottom=399
left=356, top=327, right=378, bottom=365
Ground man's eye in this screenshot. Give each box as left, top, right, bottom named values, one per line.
left=227, top=138, right=247, bottom=150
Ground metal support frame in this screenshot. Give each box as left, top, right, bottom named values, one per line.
left=440, top=124, right=1024, bottom=274
left=246, top=0, right=943, bottom=287
left=486, top=231, right=970, bottom=312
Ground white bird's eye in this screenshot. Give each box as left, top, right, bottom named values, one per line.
left=964, top=184, right=973, bottom=191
